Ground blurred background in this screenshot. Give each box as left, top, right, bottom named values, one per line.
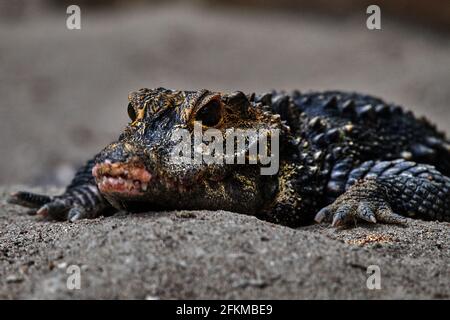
left=0, top=0, right=449, bottom=186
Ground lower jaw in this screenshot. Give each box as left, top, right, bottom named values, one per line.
left=102, top=194, right=155, bottom=212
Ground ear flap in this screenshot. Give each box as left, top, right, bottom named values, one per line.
left=224, top=91, right=251, bottom=114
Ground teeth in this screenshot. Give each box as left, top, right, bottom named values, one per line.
left=97, top=162, right=152, bottom=194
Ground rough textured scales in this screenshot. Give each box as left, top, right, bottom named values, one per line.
left=8, top=89, right=450, bottom=228
left=1, top=186, right=450, bottom=299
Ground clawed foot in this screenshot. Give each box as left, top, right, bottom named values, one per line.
left=315, top=179, right=407, bottom=227
left=8, top=188, right=107, bottom=222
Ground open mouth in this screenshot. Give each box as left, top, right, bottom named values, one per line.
left=92, top=160, right=152, bottom=195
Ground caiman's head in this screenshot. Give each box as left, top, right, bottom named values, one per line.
left=92, top=87, right=287, bottom=214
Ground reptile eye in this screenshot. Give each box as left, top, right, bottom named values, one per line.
left=127, top=103, right=137, bottom=122
left=196, top=99, right=222, bottom=127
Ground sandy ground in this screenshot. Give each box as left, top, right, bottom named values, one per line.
left=1, top=186, right=449, bottom=299
left=1, top=3, right=450, bottom=299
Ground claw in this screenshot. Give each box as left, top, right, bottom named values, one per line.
left=356, top=203, right=377, bottom=223
left=36, top=205, right=49, bottom=217
left=331, top=204, right=352, bottom=227
left=314, top=206, right=332, bottom=223
left=68, top=207, right=86, bottom=222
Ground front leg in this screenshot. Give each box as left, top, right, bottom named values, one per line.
left=316, top=159, right=450, bottom=226
left=8, top=158, right=114, bottom=221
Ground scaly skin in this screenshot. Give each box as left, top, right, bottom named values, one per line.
left=8, top=88, right=450, bottom=227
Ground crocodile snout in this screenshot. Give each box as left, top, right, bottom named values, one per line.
left=92, top=160, right=152, bottom=195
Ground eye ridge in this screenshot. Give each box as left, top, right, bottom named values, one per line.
left=196, top=99, right=222, bottom=127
